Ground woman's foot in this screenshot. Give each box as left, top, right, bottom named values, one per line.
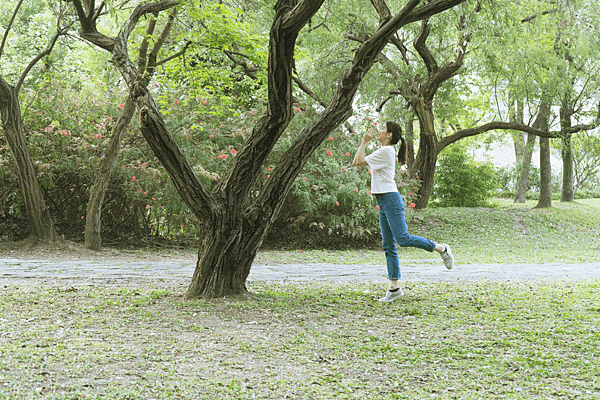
left=439, top=243, right=454, bottom=270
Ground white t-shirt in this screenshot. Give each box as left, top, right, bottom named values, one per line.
left=365, top=146, right=398, bottom=194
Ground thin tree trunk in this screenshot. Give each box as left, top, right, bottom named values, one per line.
left=536, top=137, right=552, bottom=208
left=404, top=112, right=415, bottom=166
left=0, top=78, right=60, bottom=242
left=535, top=101, right=552, bottom=208
left=514, top=133, right=536, bottom=203
left=560, top=99, right=575, bottom=202
left=85, top=97, right=136, bottom=250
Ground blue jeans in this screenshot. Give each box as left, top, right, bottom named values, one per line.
left=377, top=192, right=436, bottom=280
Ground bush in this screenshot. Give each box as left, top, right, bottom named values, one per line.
left=431, top=144, right=497, bottom=207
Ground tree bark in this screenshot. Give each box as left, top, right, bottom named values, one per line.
left=85, top=97, right=136, bottom=250
left=0, top=79, right=60, bottom=242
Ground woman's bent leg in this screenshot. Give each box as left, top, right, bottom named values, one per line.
left=378, top=193, right=435, bottom=252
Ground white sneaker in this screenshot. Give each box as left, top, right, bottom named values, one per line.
left=440, top=243, right=454, bottom=270
left=378, top=288, right=404, bottom=302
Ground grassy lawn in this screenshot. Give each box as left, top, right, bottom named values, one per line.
left=256, top=198, right=600, bottom=265
left=1, top=199, right=599, bottom=399
left=0, top=279, right=599, bottom=399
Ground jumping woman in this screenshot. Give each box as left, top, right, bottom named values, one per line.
left=352, top=121, right=454, bottom=302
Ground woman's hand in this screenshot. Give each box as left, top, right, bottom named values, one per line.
left=362, top=127, right=376, bottom=144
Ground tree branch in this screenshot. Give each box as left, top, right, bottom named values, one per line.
left=521, top=9, right=557, bottom=23
left=414, top=19, right=437, bottom=74
left=0, top=0, right=24, bottom=63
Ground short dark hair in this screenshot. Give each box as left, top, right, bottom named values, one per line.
left=386, top=121, right=407, bottom=165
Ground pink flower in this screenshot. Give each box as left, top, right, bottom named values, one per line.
left=132, top=176, right=136, bottom=181
left=376, top=205, right=380, bottom=210
left=366, top=108, right=370, bottom=112
left=368, top=171, right=371, bottom=174
left=267, top=175, right=270, bottom=178
left=368, top=191, right=371, bottom=195
left=45, top=127, right=50, bottom=132
left=336, top=202, right=339, bottom=206
left=354, top=188, right=359, bottom=192
left=121, top=166, right=125, bottom=168
left=410, top=203, right=416, bottom=208
left=295, top=108, right=300, bottom=112
left=326, top=150, right=332, bottom=157
left=341, top=167, right=345, bottom=171
left=204, top=101, right=209, bottom=105
left=100, top=82, right=103, bottom=86
left=146, top=205, right=151, bottom=209
left=299, top=249, right=304, bottom=253
left=346, top=152, right=350, bottom=156
left=209, top=134, right=214, bottom=138
left=408, top=192, right=412, bottom=195
left=152, top=197, right=156, bottom=200
left=154, top=83, right=158, bottom=87
left=374, top=122, right=378, bottom=125
left=119, top=104, right=124, bottom=109
left=230, top=149, right=237, bottom=155
left=138, top=190, right=142, bottom=193
left=328, top=136, right=333, bottom=141
left=96, top=134, right=101, bottom=139
left=268, top=167, right=272, bottom=171
left=142, top=163, right=147, bottom=167
left=303, top=177, right=307, bottom=182
left=108, top=117, right=112, bottom=122
left=218, top=154, right=227, bottom=159
left=143, top=192, right=146, bottom=195
left=174, top=99, right=179, bottom=106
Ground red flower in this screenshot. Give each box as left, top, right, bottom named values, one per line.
left=204, top=101, right=209, bottom=105
left=368, top=191, right=371, bottom=195
left=408, top=192, right=412, bottom=195
left=376, top=205, right=380, bottom=210
left=295, top=108, right=301, bottom=112
left=146, top=205, right=151, bottom=209
left=341, top=167, right=345, bottom=171
left=174, top=99, right=179, bottom=106
left=336, top=202, right=339, bottom=206
left=138, top=190, right=142, bottom=193
left=354, top=188, right=358, bottom=192
left=209, top=134, right=214, bottom=138
left=96, top=134, right=101, bottom=139
left=410, top=203, right=416, bottom=208
left=328, top=136, right=333, bottom=141
left=132, top=176, right=136, bottom=181
left=119, top=104, right=124, bottom=109
left=303, top=177, right=308, bottom=182
left=268, top=167, right=273, bottom=171
left=346, top=152, right=350, bottom=156
left=218, top=154, right=228, bottom=159
left=45, top=127, right=50, bottom=132
left=142, top=163, right=147, bottom=167
left=231, top=149, right=238, bottom=155
left=326, top=150, right=332, bottom=157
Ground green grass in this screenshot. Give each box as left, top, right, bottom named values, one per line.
left=1, top=279, right=599, bottom=399
left=256, top=198, right=600, bottom=265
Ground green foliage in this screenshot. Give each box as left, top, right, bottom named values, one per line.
left=431, top=143, right=497, bottom=207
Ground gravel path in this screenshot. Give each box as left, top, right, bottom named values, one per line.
left=1, top=257, right=599, bottom=282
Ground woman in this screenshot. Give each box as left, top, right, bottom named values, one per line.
left=353, top=121, right=454, bottom=302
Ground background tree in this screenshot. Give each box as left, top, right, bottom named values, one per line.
left=0, top=0, right=69, bottom=243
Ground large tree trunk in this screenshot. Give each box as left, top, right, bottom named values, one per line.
left=514, top=133, right=536, bottom=203
left=404, top=112, right=415, bottom=166
left=0, top=78, right=60, bottom=242
left=85, top=97, right=136, bottom=250
left=410, top=99, right=438, bottom=209
left=535, top=101, right=552, bottom=208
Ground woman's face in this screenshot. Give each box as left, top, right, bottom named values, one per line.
left=377, top=124, right=392, bottom=144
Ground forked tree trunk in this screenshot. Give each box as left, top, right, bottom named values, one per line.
left=85, top=97, right=136, bottom=250
left=0, top=79, right=60, bottom=242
